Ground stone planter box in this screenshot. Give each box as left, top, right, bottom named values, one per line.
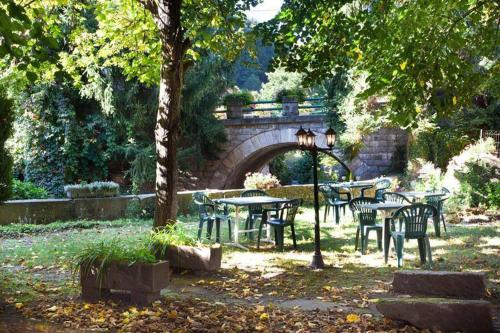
left=281, top=97, right=299, bottom=116
left=158, top=245, right=222, bottom=272
left=80, top=260, right=170, bottom=304
left=227, top=104, right=244, bottom=119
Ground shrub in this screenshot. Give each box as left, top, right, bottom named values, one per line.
left=275, top=88, right=306, bottom=103
left=126, top=198, right=155, bottom=219
left=11, top=179, right=50, bottom=200
left=444, top=139, right=499, bottom=209
left=403, top=158, right=443, bottom=191
left=485, top=180, right=500, bottom=209
left=243, top=172, right=281, bottom=190
left=222, top=91, right=254, bottom=106
left=0, top=88, right=14, bottom=202
left=64, top=181, right=120, bottom=199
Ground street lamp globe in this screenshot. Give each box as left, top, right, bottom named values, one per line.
left=306, top=129, right=316, bottom=148
left=295, top=126, right=308, bottom=147
left=325, top=127, right=337, bottom=148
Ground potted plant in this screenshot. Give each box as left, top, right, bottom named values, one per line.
left=64, top=181, right=120, bottom=199
left=149, top=224, right=222, bottom=272
left=75, top=238, right=170, bottom=304
left=222, top=91, right=254, bottom=119
left=275, top=88, right=306, bottom=116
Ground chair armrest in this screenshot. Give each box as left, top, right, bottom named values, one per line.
left=360, top=185, right=374, bottom=196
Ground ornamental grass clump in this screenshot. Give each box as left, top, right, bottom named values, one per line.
left=64, top=181, right=120, bottom=198
left=149, top=224, right=200, bottom=258
left=75, top=237, right=156, bottom=285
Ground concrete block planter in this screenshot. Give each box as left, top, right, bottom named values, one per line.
left=376, top=297, right=493, bottom=333
left=159, top=245, right=222, bottom=272
left=80, top=260, right=170, bottom=304
left=64, top=181, right=120, bottom=199
left=393, top=271, right=488, bottom=299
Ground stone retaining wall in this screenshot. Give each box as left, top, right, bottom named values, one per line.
left=350, top=127, right=408, bottom=179
left=2, top=184, right=373, bottom=226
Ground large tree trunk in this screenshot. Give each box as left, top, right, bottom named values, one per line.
left=141, top=0, right=187, bottom=228
left=154, top=56, right=183, bottom=227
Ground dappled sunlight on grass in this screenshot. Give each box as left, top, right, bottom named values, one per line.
left=0, top=206, right=498, bottom=309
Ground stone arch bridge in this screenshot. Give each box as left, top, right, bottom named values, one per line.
left=193, top=115, right=408, bottom=189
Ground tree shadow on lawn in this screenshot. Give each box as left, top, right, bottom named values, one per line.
left=205, top=216, right=499, bottom=306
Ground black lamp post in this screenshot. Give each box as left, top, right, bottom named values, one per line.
left=295, top=126, right=337, bottom=269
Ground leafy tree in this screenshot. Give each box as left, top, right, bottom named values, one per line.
left=2, top=0, right=259, bottom=227
left=0, top=87, right=14, bottom=201
left=263, top=0, right=499, bottom=126
left=258, top=67, right=304, bottom=100
left=232, top=38, right=274, bottom=91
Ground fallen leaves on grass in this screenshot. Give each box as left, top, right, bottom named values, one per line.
left=17, top=296, right=421, bottom=332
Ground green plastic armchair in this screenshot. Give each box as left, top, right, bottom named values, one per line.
left=390, top=203, right=437, bottom=268
left=349, top=197, right=382, bottom=254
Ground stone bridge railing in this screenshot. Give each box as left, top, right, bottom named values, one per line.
left=215, top=98, right=326, bottom=119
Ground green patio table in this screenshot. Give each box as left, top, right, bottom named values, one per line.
left=396, top=191, right=446, bottom=202
left=360, top=202, right=409, bottom=263
left=215, top=196, right=292, bottom=250
left=330, top=180, right=377, bottom=198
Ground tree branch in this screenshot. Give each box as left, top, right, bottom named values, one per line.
left=137, top=0, right=158, bottom=17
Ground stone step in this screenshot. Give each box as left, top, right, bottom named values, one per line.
left=393, top=271, right=488, bottom=299
left=375, top=297, right=493, bottom=333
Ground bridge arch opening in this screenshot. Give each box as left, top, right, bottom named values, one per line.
left=221, top=144, right=350, bottom=189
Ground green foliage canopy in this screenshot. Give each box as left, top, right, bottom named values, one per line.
left=264, top=0, right=499, bottom=126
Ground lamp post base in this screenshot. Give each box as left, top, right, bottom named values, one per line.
left=310, top=254, right=325, bottom=269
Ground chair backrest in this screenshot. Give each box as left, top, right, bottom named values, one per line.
left=241, top=189, right=267, bottom=197
left=280, top=198, right=302, bottom=225
left=376, top=178, right=392, bottom=190
left=425, top=194, right=442, bottom=208
left=349, top=197, right=378, bottom=225
left=392, top=203, right=437, bottom=238
left=383, top=192, right=411, bottom=204
left=329, top=185, right=345, bottom=200
left=241, top=189, right=267, bottom=215
left=374, top=178, right=392, bottom=200
left=319, top=185, right=335, bottom=203
left=193, top=192, right=214, bottom=218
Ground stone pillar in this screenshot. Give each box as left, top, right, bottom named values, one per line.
left=227, top=104, right=243, bottom=119
left=281, top=97, right=299, bottom=116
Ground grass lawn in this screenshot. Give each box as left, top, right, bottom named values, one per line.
left=0, top=207, right=498, bottom=331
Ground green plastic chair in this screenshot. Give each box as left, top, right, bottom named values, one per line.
left=257, top=199, right=302, bottom=252
left=383, top=192, right=412, bottom=204
left=361, top=178, right=391, bottom=200
left=425, top=194, right=447, bottom=237
left=241, top=189, right=266, bottom=239
left=193, top=192, right=231, bottom=243
left=390, top=203, right=438, bottom=268
left=240, top=189, right=279, bottom=239
left=349, top=197, right=382, bottom=254
left=319, top=185, right=349, bottom=224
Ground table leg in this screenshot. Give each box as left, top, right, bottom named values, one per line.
left=384, top=217, right=391, bottom=264
left=234, top=206, right=240, bottom=244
